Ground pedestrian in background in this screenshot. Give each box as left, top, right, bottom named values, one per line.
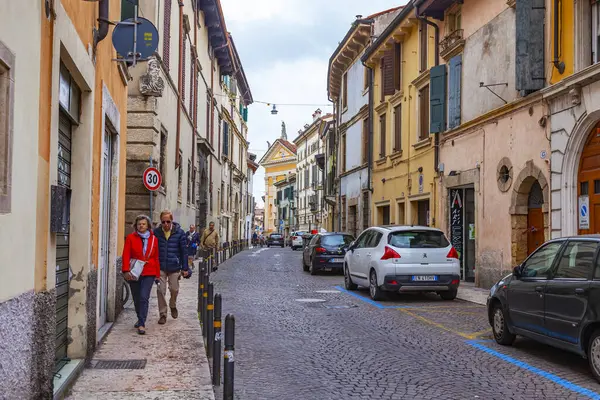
left=200, top=221, right=220, bottom=252
left=186, top=224, right=200, bottom=268
left=122, top=215, right=160, bottom=335
left=154, top=210, right=192, bottom=325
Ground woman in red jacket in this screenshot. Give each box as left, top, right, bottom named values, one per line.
left=122, top=215, right=160, bottom=334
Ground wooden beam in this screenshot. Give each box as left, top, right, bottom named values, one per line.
left=392, top=32, right=405, bottom=42
left=400, top=25, right=412, bottom=34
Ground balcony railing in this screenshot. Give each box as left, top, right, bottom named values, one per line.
left=440, top=29, right=464, bottom=58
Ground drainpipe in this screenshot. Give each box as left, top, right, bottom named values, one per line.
left=553, top=0, right=566, bottom=74
left=416, top=14, right=441, bottom=174
left=175, top=0, right=184, bottom=168
left=94, top=0, right=110, bottom=47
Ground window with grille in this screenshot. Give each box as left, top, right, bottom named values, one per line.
left=0, top=41, right=14, bottom=213
left=163, top=0, right=172, bottom=70
left=419, top=86, right=430, bottom=141
left=178, top=150, right=183, bottom=201
left=362, top=192, right=370, bottom=230
left=379, top=114, right=386, bottom=158
left=187, top=159, right=192, bottom=204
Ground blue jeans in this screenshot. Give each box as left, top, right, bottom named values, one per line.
left=129, top=276, right=154, bottom=327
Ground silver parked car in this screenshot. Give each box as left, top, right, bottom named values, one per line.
left=343, top=226, right=461, bottom=301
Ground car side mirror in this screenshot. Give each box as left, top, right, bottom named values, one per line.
left=348, top=242, right=356, bottom=252
left=513, top=265, right=522, bottom=278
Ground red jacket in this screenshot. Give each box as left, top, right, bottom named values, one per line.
left=122, top=231, right=160, bottom=278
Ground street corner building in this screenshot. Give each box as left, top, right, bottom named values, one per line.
left=259, top=125, right=297, bottom=234
left=293, top=110, right=332, bottom=233
left=0, top=0, right=129, bottom=398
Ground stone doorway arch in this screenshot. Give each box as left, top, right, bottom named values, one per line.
left=509, top=160, right=549, bottom=266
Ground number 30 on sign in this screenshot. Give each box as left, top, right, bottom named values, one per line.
left=143, top=167, right=161, bottom=191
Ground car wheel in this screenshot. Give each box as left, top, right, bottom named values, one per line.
left=439, top=290, right=457, bottom=301
left=491, top=303, right=515, bottom=345
left=309, top=260, right=318, bottom=275
left=369, top=270, right=384, bottom=301
left=344, top=264, right=357, bottom=291
left=302, top=255, right=309, bottom=272
left=267, top=245, right=270, bottom=248
left=588, top=330, right=600, bottom=383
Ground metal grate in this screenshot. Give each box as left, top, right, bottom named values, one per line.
left=91, top=359, right=147, bottom=370
left=323, top=305, right=358, bottom=309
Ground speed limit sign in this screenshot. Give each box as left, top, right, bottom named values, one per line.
left=143, top=167, right=161, bottom=191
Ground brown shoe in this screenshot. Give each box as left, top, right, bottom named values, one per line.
left=158, top=315, right=167, bottom=324
left=171, top=307, right=178, bottom=319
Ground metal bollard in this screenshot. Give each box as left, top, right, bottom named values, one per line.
left=212, top=294, right=222, bottom=386
left=198, top=265, right=205, bottom=316
left=202, top=273, right=209, bottom=338
left=223, top=314, right=235, bottom=400
left=207, top=283, right=214, bottom=360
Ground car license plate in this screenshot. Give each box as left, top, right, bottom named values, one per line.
left=273, top=241, right=279, bottom=244
left=412, top=275, right=438, bottom=281
left=323, top=268, right=332, bottom=272
left=331, top=258, right=344, bottom=263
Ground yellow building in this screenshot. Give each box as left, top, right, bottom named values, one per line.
left=362, top=4, right=438, bottom=227
left=258, top=126, right=297, bottom=233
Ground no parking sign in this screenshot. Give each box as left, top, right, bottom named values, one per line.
left=579, top=195, right=589, bottom=230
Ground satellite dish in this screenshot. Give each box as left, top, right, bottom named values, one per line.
left=112, top=17, right=159, bottom=62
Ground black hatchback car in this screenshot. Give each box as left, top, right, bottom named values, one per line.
left=487, top=235, right=600, bottom=382
left=266, top=233, right=284, bottom=248
left=302, top=232, right=354, bottom=275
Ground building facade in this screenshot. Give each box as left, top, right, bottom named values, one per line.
left=293, top=110, right=331, bottom=232
left=274, top=173, right=297, bottom=236
left=1, top=0, right=129, bottom=397
left=124, top=0, right=252, bottom=246
left=412, top=0, right=550, bottom=288
left=258, top=125, right=297, bottom=233
left=245, top=153, right=259, bottom=244
left=328, top=8, right=402, bottom=238
left=362, top=4, right=438, bottom=233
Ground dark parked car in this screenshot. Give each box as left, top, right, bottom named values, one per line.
left=302, top=232, right=354, bottom=275
left=487, top=235, right=600, bottom=382
left=267, top=233, right=285, bottom=248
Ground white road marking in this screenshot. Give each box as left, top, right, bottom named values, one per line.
left=295, top=298, right=326, bottom=303
left=315, top=290, right=341, bottom=294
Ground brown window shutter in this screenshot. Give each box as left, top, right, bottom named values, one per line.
left=182, top=35, right=186, bottom=104
left=394, top=104, right=401, bottom=151
left=380, top=114, right=386, bottom=157
left=380, top=57, right=385, bottom=102
left=383, top=50, right=395, bottom=96
left=362, top=118, right=369, bottom=164
left=394, top=43, right=401, bottom=91
left=163, top=0, right=172, bottom=70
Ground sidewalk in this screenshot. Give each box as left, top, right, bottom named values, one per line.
left=66, top=273, right=214, bottom=400
left=456, top=281, right=489, bottom=305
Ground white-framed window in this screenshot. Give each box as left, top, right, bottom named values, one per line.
left=593, top=1, right=600, bottom=64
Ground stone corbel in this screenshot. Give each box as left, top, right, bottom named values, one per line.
left=569, top=85, right=581, bottom=106
left=140, top=56, right=165, bottom=97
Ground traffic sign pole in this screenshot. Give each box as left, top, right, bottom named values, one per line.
left=149, top=156, right=153, bottom=220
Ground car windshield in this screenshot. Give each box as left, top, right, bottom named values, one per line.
left=321, top=234, right=354, bottom=247
left=294, top=231, right=305, bottom=236
left=388, top=230, right=450, bottom=248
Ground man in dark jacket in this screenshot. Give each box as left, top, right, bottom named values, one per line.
left=186, top=224, right=200, bottom=267
left=154, top=210, right=191, bottom=325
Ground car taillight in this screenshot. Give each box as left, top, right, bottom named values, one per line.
left=315, top=247, right=326, bottom=254
left=447, top=247, right=459, bottom=259
left=292, top=236, right=297, bottom=240
left=381, top=246, right=401, bottom=260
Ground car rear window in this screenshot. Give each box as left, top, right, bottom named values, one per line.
left=388, top=230, right=450, bottom=248
left=271, top=234, right=282, bottom=239
left=294, top=231, right=305, bottom=236
left=321, top=235, right=354, bottom=247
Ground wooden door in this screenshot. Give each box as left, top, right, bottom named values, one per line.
left=527, top=181, right=544, bottom=256
left=527, top=208, right=544, bottom=254
left=578, top=125, right=600, bottom=234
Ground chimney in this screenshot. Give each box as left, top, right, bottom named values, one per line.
left=313, top=108, right=322, bottom=121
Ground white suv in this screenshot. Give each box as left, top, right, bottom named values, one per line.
left=343, top=226, right=461, bottom=301
left=290, top=231, right=306, bottom=250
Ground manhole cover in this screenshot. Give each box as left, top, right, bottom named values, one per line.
left=91, top=359, right=147, bottom=369
left=295, top=298, right=326, bottom=303
left=323, top=304, right=358, bottom=309
left=315, top=290, right=341, bottom=294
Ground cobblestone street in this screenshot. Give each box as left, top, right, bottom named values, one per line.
left=210, top=247, right=600, bottom=400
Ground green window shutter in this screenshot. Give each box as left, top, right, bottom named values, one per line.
left=121, top=0, right=137, bottom=20
left=223, top=122, right=229, bottom=155
left=516, top=0, right=545, bottom=94
left=243, top=107, right=248, bottom=122
left=429, top=64, right=447, bottom=134
left=448, top=55, right=462, bottom=129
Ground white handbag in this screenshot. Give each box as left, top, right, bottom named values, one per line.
left=129, top=259, right=147, bottom=281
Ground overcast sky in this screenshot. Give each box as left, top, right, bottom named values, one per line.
left=220, top=0, right=407, bottom=208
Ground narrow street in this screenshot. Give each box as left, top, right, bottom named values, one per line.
left=211, top=247, right=600, bottom=400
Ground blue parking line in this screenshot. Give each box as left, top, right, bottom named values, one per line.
left=334, top=286, right=412, bottom=309
left=466, top=340, right=600, bottom=399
